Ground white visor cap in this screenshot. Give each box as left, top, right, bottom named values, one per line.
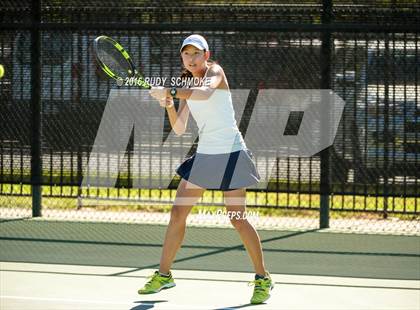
left=180, top=34, right=209, bottom=52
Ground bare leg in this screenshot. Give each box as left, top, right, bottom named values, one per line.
left=224, top=188, right=266, bottom=276
left=159, top=179, right=205, bottom=274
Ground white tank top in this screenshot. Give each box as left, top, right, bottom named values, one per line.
left=187, top=89, right=246, bottom=154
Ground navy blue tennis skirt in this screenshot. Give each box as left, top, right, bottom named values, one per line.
left=176, top=149, right=260, bottom=191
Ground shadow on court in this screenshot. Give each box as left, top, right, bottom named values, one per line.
left=130, top=300, right=167, bottom=310
left=0, top=220, right=419, bottom=280
left=112, top=229, right=318, bottom=276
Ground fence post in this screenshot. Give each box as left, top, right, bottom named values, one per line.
left=383, top=34, right=390, bottom=218
left=320, top=0, right=333, bottom=228
left=31, top=0, right=42, bottom=217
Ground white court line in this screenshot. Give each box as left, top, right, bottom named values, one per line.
left=0, top=295, right=130, bottom=305
left=0, top=295, right=213, bottom=309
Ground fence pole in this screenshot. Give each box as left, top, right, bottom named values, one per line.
left=383, top=34, right=390, bottom=218
left=31, top=0, right=42, bottom=217
left=320, top=0, right=333, bottom=228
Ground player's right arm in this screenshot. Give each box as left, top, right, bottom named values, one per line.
left=160, top=97, right=190, bottom=136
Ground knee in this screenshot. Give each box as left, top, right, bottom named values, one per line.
left=169, top=206, right=190, bottom=224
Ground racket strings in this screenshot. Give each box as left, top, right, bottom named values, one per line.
left=94, top=36, right=150, bottom=88
left=97, top=41, right=132, bottom=79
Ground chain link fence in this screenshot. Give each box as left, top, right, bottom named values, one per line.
left=0, top=1, right=419, bottom=234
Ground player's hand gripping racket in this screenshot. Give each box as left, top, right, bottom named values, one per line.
left=93, top=35, right=151, bottom=89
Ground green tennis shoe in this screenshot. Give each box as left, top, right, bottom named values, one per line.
left=138, top=271, right=176, bottom=294
left=249, top=273, right=274, bottom=304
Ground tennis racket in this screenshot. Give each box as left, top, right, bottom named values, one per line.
left=93, top=35, right=151, bottom=89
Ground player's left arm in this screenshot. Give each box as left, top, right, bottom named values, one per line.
left=177, top=64, right=223, bottom=100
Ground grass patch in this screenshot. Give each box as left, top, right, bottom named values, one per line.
left=1, top=184, right=418, bottom=221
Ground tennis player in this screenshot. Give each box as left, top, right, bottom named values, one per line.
left=139, top=34, right=273, bottom=304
